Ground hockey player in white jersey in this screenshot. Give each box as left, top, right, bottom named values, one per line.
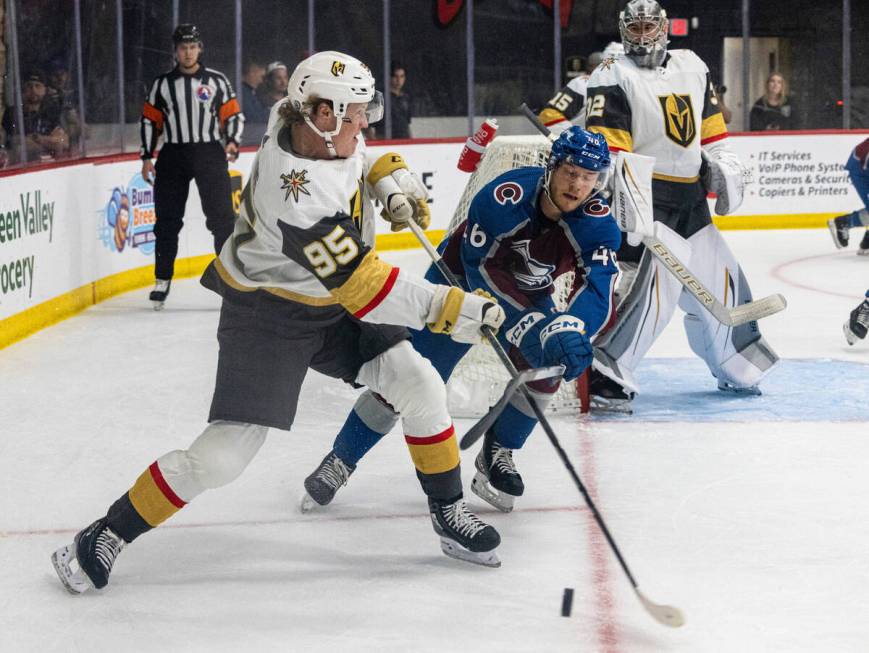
left=584, top=0, right=779, bottom=410
left=539, top=41, right=624, bottom=134
left=51, top=52, right=508, bottom=595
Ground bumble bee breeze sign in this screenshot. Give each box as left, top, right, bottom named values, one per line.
left=0, top=131, right=865, bottom=334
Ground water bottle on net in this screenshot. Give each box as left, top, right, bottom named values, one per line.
left=457, top=118, right=499, bottom=173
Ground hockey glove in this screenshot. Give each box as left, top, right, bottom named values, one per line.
left=367, top=152, right=431, bottom=232
left=427, top=287, right=505, bottom=344
left=539, top=314, right=592, bottom=381
left=505, top=311, right=549, bottom=367
left=701, top=146, right=746, bottom=215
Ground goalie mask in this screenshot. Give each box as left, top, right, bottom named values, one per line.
left=287, top=51, right=384, bottom=156
left=543, top=126, right=612, bottom=207
left=619, top=0, right=669, bottom=68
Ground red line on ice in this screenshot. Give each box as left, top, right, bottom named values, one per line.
left=770, top=251, right=864, bottom=299
left=579, top=428, right=621, bottom=653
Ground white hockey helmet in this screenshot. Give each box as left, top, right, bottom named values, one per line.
left=619, top=0, right=669, bottom=68
left=287, top=51, right=383, bottom=154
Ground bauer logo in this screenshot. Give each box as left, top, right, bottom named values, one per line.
left=98, top=174, right=156, bottom=255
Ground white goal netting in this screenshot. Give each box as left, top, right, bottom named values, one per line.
left=444, top=135, right=586, bottom=418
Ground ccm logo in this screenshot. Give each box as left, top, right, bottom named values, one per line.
left=494, top=181, right=523, bottom=205
left=506, top=311, right=546, bottom=346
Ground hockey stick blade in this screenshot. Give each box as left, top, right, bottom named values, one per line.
left=636, top=589, right=685, bottom=628
left=726, top=293, right=787, bottom=326
left=459, top=364, right=565, bottom=450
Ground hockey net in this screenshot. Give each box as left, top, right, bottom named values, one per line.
left=444, top=135, right=589, bottom=418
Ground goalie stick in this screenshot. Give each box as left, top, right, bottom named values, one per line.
left=405, top=216, right=685, bottom=628
left=518, top=103, right=787, bottom=327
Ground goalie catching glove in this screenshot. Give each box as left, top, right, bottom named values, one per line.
left=427, top=287, right=505, bottom=345
left=367, top=152, right=431, bottom=232
left=506, top=312, right=592, bottom=381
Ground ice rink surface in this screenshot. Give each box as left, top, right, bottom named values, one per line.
left=1, top=228, right=868, bottom=652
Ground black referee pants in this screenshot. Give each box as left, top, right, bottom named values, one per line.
left=153, top=142, right=235, bottom=280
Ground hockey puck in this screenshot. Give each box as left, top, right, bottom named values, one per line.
left=561, top=587, right=574, bottom=617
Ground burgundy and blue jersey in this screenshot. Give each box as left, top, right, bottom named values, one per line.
left=441, top=166, right=622, bottom=338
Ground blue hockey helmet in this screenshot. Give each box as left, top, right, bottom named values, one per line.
left=548, top=126, right=611, bottom=173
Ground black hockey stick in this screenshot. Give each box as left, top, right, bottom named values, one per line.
left=406, top=217, right=684, bottom=628
left=518, top=102, right=786, bottom=327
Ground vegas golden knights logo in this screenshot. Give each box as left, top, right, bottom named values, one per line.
left=331, top=61, right=345, bottom=77
left=658, top=94, right=696, bottom=147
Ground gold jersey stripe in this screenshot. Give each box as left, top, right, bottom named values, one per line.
left=128, top=466, right=183, bottom=527
left=406, top=438, right=460, bottom=475
left=539, top=107, right=567, bottom=126
left=701, top=113, right=728, bottom=143
left=330, top=250, right=396, bottom=314
left=213, top=258, right=338, bottom=306
left=588, top=126, right=633, bottom=152
left=652, top=172, right=700, bottom=183
left=367, top=152, right=408, bottom=186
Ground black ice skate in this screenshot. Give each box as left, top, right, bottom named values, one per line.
left=858, top=230, right=869, bottom=256
left=844, top=298, right=869, bottom=346
left=827, top=215, right=851, bottom=249
left=588, top=368, right=634, bottom=414
left=149, top=279, right=171, bottom=311
left=428, top=496, right=500, bottom=567
left=471, top=431, right=524, bottom=513
left=51, top=518, right=126, bottom=594
left=299, top=450, right=356, bottom=513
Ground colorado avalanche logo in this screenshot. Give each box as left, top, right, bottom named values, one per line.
left=493, top=181, right=523, bottom=205
left=511, top=240, right=555, bottom=291
left=196, top=83, right=214, bottom=102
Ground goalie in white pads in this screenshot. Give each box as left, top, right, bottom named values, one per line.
left=301, top=127, right=620, bottom=514
left=51, top=51, right=508, bottom=594
left=583, top=0, right=779, bottom=411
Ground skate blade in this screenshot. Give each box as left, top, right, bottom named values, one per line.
left=298, top=491, right=323, bottom=514
left=151, top=301, right=165, bottom=311
left=717, top=383, right=762, bottom=396
left=439, top=537, right=501, bottom=568
left=857, top=248, right=869, bottom=257
left=827, top=220, right=847, bottom=249
left=471, top=473, right=515, bottom=513
left=51, top=544, right=93, bottom=594
left=844, top=322, right=860, bottom=346
left=589, top=396, right=633, bottom=414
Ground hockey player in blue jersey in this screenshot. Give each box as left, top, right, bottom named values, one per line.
left=300, top=126, right=622, bottom=513
left=828, top=137, right=869, bottom=255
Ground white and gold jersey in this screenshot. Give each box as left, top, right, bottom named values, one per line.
left=585, top=49, right=728, bottom=182
left=203, top=115, right=438, bottom=329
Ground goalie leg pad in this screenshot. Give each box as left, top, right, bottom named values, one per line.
left=593, top=222, right=691, bottom=392
left=679, top=225, right=780, bottom=389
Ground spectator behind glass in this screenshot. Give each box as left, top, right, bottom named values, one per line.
left=1, top=71, right=68, bottom=163
left=750, top=72, right=796, bottom=131
left=257, top=61, right=289, bottom=110
left=714, top=83, right=732, bottom=125
left=240, top=60, right=268, bottom=124
left=381, top=60, right=412, bottom=139
left=45, top=58, right=83, bottom=149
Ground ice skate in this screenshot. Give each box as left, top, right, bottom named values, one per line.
left=300, top=450, right=355, bottom=513
left=827, top=215, right=851, bottom=249
left=717, top=379, right=762, bottom=396
left=149, top=279, right=171, bottom=311
left=471, top=431, right=524, bottom=513
left=843, top=298, right=869, bottom=346
left=858, top=231, right=869, bottom=256
left=51, top=518, right=126, bottom=594
left=428, top=496, right=500, bottom=567
left=588, top=368, right=634, bottom=414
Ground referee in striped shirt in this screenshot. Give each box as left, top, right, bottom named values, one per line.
left=140, top=24, right=244, bottom=309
